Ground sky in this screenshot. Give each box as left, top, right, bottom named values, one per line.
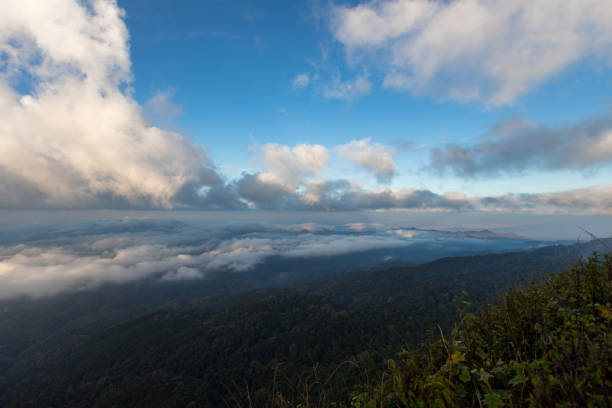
left=1, top=0, right=612, bottom=214
left=126, top=0, right=612, bottom=199
left=1, top=0, right=612, bottom=299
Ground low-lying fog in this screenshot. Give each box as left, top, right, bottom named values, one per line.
left=1, top=210, right=609, bottom=300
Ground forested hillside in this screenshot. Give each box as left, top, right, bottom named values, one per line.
left=0, top=242, right=608, bottom=407
left=349, top=253, right=612, bottom=407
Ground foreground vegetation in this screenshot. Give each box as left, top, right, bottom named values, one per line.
left=349, top=253, right=611, bottom=407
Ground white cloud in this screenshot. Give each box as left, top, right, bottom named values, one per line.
left=161, top=266, right=203, bottom=281
left=332, top=0, right=612, bottom=104
left=0, top=0, right=220, bottom=208
left=0, top=243, right=204, bottom=298
left=333, top=0, right=438, bottom=47
left=0, top=227, right=414, bottom=299
left=392, top=229, right=418, bottom=239
left=143, top=89, right=183, bottom=127
left=337, top=138, right=397, bottom=182
left=292, top=73, right=310, bottom=89
left=323, top=74, right=372, bottom=100
left=237, top=143, right=330, bottom=207
left=259, top=143, right=330, bottom=188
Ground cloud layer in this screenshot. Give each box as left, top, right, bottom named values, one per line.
left=431, top=113, right=612, bottom=177
left=0, top=0, right=224, bottom=209
left=0, top=1, right=610, bottom=217
left=332, top=0, right=612, bottom=104
left=0, top=217, right=540, bottom=299
left=336, top=138, right=397, bottom=183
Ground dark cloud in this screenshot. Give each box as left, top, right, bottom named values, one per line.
left=342, top=189, right=471, bottom=211
left=235, top=173, right=295, bottom=208
left=474, top=184, right=612, bottom=215
left=173, top=182, right=246, bottom=210
left=431, top=113, right=612, bottom=177
left=391, top=139, right=422, bottom=152
left=517, top=185, right=612, bottom=214
left=0, top=168, right=47, bottom=209
left=229, top=172, right=612, bottom=214
left=233, top=175, right=473, bottom=211
left=311, top=187, right=472, bottom=211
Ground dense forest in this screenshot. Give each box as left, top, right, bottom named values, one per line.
left=0, top=241, right=609, bottom=407
left=349, top=252, right=611, bottom=407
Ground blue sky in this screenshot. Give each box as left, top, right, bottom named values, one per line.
left=1, top=0, right=612, bottom=214
left=123, top=0, right=612, bottom=194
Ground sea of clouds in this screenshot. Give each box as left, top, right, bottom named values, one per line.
left=0, top=210, right=566, bottom=300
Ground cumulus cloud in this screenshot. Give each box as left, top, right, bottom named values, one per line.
left=237, top=143, right=330, bottom=207
left=336, top=138, right=397, bottom=182
left=292, top=73, right=310, bottom=89
left=232, top=141, right=612, bottom=214
left=0, top=0, right=226, bottom=209
left=314, top=186, right=473, bottom=211
left=235, top=170, right=472, bottom=212
left=174, top=182, right=246, bottom=210
left=431, top=113, right=612, bottom=177
left=332, top=0, right=612, bottom=104
left=236, top=167, right=612, bottom=214
left=260, top=143, right=329, bottom=184
left=143, top=89, right=183, bottom=127
left=236, top=173, right=296, bottom=208
left=323, top=74, right=372, bottom=100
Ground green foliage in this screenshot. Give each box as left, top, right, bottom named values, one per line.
left=350, top=254, right=612, bottom=407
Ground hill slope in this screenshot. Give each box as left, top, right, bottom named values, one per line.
left=351, top=253, right=612, bottom=407
left=0, top=242, right=607, bottom=407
